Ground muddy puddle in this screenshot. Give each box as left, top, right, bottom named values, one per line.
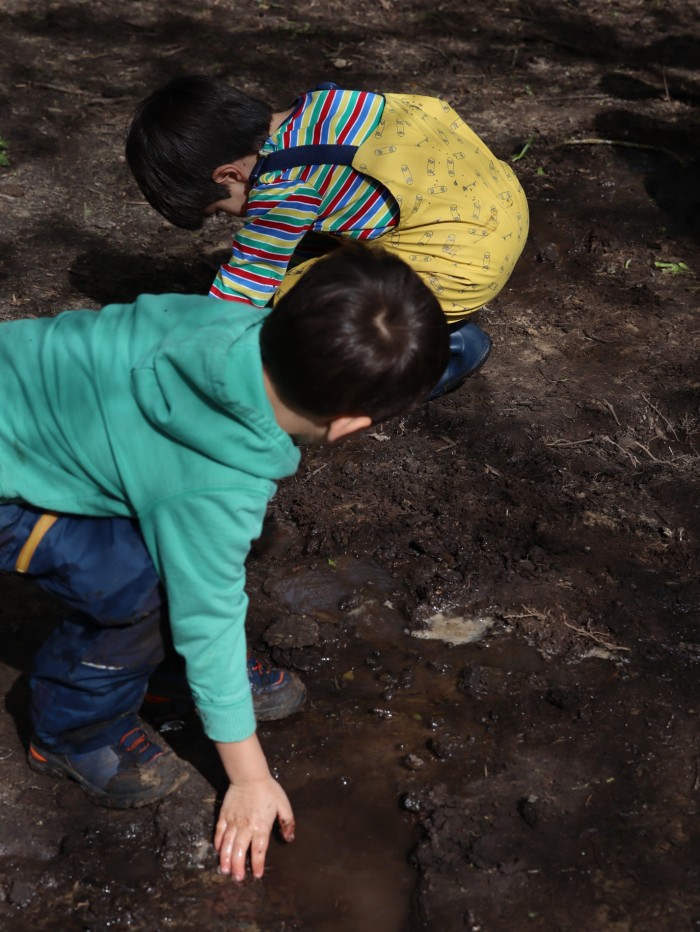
left=1, top=547, right=600, bottom=931
left=224, top=550, right=620, bottom=930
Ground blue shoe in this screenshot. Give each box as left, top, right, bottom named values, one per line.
left=28, top=720, right=187, bottom=808
left=428, top=321, right=492, bottom=400
left=247, top=655, right=307, bottom=722
left=145, top=655, right=307, bottom=723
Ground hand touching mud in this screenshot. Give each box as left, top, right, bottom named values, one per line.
left=214, top=735, right=295, bottom=881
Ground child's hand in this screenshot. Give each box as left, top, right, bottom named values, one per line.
left=214, top=776, right=295, bottom=880
left=214, top=735, right=295, bottom=881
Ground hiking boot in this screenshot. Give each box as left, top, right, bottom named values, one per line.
left=428, top=321, right=492, bottom=400
left=28, top=720, right=187, bottom=808
left=247, top=655, right=307, bottom=722
left=144, top=655, right=307, bottom=723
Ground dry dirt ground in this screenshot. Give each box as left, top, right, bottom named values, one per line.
left=1, top=1, right=700, bottom=930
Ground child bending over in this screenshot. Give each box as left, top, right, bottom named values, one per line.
left=126, top=77, right=528, bottom=399
left=0, top=246, right=448, bottom=881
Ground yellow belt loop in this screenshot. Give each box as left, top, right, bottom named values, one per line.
left=15, top=513, right=59, bottom=574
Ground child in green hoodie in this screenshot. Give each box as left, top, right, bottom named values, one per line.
left=0, top=245, right=448, bottom=881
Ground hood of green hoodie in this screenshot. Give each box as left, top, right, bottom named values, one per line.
left=130, top=307, right=300, bottom=481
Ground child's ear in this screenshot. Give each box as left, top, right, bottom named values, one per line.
left=212, top=163, right=248, bottom=185
left=327, top=415, right=372, bottom=443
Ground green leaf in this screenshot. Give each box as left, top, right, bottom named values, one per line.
left=654, top=260, right=692, bottom=275
left=512, top=134, right=535, bottom=163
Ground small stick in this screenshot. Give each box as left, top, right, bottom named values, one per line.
left=503, top=606, right=550, bottom=622
left=661, top=68, right=671, bottom=103
left=537, top=94, right=609, bottom=101
left=583, top=329, right=620, bottom=344
left=561, top=619, right=631, bottom=652
left=641, top=394, right=679, bottom=440
left=421, top=43, right=450, bottom=62
left=601, top=398, right=621, bottom=427
left=561, top=137, right=687, bottom=165
left=628, top=439, right=679, bottom=469
left=436, top=436, right=457, bottom=452
left=601, top=435, right=639, bottom=467
left=305, top=463, right=328, bottom=481
left=545, top=438, right=595, bottom=447
left=33, top=81, right=130, bottom=103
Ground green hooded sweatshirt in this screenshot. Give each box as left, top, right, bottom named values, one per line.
left=0, top=293, right=301, bottom=742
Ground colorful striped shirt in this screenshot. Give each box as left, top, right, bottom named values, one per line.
left=210, top=88, right=399, bottom=305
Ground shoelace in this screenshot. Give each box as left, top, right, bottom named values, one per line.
left=248, top=657, right=285, bottom=689
left=119, top=726, right=163, bottom=763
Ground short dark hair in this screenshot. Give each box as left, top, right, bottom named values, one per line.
left=125, top=75, right=272, bottom=230
left=260, top=245, right=449, bottom=423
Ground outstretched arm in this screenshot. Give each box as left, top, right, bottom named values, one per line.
left=215, top=733, right=295, bottom=880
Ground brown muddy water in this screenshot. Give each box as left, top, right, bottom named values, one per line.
left=251, top=555, right=545, bottom=931
left=1, top=550, right=570, bottom=931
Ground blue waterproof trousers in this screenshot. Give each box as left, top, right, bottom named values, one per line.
left=0, top=504, right=164, bottom=753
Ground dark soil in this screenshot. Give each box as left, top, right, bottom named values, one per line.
left=2, top=1, right=700, bottom=929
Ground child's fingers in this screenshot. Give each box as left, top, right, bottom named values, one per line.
left=277, top=793, right=296, bottom=843
left=278, top=814, right=296, bottom=843
left=250, top=829, right=271, bottom=879
left=216, top=823, right=238, bottom=875
left=230, top=829, right=253, bottom=882
left=214, top=815, right=229, bottom=852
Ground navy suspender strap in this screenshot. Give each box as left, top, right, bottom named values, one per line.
left=249, top=143, right=359, bottom=187
left=248, top=83, right=359, bottom=187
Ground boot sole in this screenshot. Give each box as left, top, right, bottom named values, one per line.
left=254, top=677, right=307, bottom=723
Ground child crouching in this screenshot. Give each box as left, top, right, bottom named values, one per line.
left=0, top=245, right=448, bottom=881
left=127, top=77, right=528, bottom=400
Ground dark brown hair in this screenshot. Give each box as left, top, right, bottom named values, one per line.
left=126, top=75, right=272, bottom=229
left=260, top=245, right=449, bottom=423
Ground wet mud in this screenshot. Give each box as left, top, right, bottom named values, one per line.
left=2, top=0, right=700, bottom=929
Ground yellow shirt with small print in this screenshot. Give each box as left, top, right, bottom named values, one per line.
left=277, top=93, right=529, bottom=323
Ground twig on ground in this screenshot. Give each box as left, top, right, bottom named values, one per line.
left=538, top=368, right=569, bottom=384
left=436, top=435, right=457, bottom=452
left=503, top=605, right=551, bottom=622
left=561, top=619, right=631, bottom=652
left=662, top=68, right=671, bottom=103
left=421, top=43, right=450, bottom=62
left=304, top=463, right=329, bottom=481
left=504, top=605, right=630, bottom=653
left=628, top=439, right=680, bottom=469
left=32, top=81, right=129, bottom=102
left=641, top=394, right=679, bottom=441
left=561, top=137, right=688, bottom=164
left=601, top=398, right=621, bottom=427
left=545, top=437, right=595, bottom=447
left=582, top=329, right=620, bottom=344
left=601, top=434, right=640, bottom=467
left=537, top=94, right=609, bottom=101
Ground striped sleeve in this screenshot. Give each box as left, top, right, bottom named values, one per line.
left=210, top=181, right=323, bottom=305
left=210, top=89, right=397, bottom=304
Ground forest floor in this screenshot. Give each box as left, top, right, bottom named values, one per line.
left=1, top=0, right=700, bottom=929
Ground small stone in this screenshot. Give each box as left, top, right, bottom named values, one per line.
left=402, top=754, right=426, bottom=772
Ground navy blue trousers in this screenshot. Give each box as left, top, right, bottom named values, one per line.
left=0, top=504, right=165, bottom=753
